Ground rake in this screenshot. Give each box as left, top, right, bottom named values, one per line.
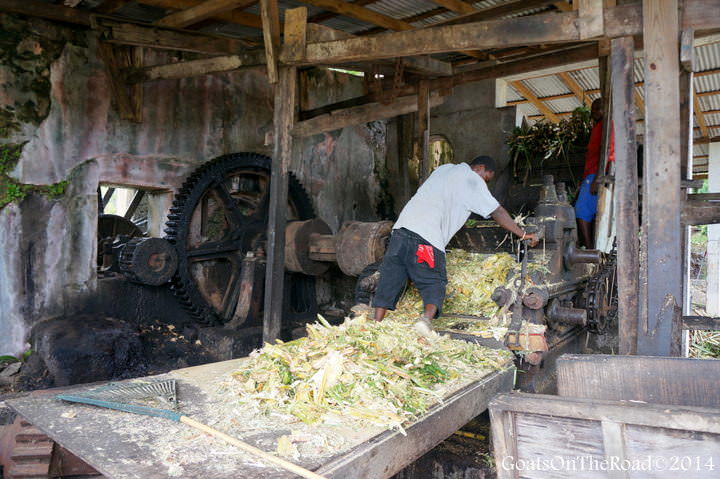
left=56, top=379, right=326, bottom=479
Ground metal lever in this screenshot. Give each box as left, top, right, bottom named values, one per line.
left=505, top=239, right=529, bottom=349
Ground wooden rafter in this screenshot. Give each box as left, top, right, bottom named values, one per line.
left=510, top=80, right=560, bottom=122
left=297, top=0, right=487, bottom=59
left=557, top=71, right=591, bottom=106
left=137, top=0, right=263, bottom=29
left=298, top=0, right=414, bottom=31
left=95, top=0, right=132, bottom=14
left=694, top=89, right=710, bottom=138
left=155, top=0, right=258, bottom=28
left=428, top=0, right=476, bottom=15
left=308, top=0, right=378, bottom=24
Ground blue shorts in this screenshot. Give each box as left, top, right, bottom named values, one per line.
left=575, top=174, right=598, bottom=222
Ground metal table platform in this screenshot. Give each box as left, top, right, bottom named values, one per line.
left=8, top=358, right=515, bottom=479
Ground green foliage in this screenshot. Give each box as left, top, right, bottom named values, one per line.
left=1, top=143, right=68, bottom=209
left=0, top=355, right=20, bottom=365
left=506, top=106, right=592, bottom=186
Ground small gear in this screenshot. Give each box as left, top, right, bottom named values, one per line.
left=119, top=237, right=178, bottom=286
left=584, top=249, right=617, bottom=334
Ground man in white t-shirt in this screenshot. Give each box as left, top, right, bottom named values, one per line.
left=373, top=156, right=539, bottom=329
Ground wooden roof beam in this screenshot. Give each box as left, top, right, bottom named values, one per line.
left=297, top=0, right=486, bottom=59
left=95, top=0, right=132, bottom=14
left=137, top=0, right=263, bottom=29
left=428, top=1, right=476, bottom=15
left=694, top=89, right=710, bottom=138
left=155, top=0, right=258, bottom=29
left=558, top=71, right=592, bottom=106
left=510, top=80, right=560, bottom=122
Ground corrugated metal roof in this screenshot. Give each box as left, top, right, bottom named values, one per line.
left=544, top=97, right=583, bottom=114
left=366, top=0, right=439, bottom=20
left=569, top=68, right=599, bottom=92
left=695, top=72, right=720, bottom=94
left=695, top=42, right=720, bottom=73
left=705, top=113, right=720, bottom=127
left=523, top=76, right=571, bottom=99
left=698, top=95, right=720, bottom=112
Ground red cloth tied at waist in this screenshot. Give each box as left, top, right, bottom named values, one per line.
left=416, top=244, right=435, bottom=268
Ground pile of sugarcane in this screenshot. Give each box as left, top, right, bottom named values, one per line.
left=230, top=315, right=512, bottom=436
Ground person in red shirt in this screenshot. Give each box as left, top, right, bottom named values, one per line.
left=575, top=98, right=614, bottom=248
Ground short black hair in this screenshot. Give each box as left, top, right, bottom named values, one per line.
left=469, top=155, right=496, bottom=172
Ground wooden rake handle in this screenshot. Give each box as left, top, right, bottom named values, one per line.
left=179, top=416, right=328, bottom=479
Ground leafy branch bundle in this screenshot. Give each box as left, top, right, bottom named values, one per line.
left=507, top=106, right=592, bottom=186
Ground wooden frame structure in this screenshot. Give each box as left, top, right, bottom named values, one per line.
left=3, top=0, right=720, bottom=354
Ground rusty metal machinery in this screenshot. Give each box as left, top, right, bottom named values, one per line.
left=352, top=174, right=616, bottom=370
left=94, top=153, right=395, bottom=328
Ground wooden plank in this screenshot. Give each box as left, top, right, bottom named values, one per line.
left=283, top=8, right=307, bottom=63
left=688, top=192, right=720, bottom=200
left=8, top=360, right=514, bottom=479
left=263, top=66, right=296, bottom=343
left=293, top=93, right=444, bottom=137
left=556, top=354, right=720, bottom=408
left=682, top=200, right=720, bottom=225
left=300, top=0, right=413, bottom=31
left=126, top=51, right=266, bottom=83
left=155, top=0, right=258, bottom=29
left=682, top=0, right=720, bottom=31
left=578, top=0, right=604, bottom=39
left=682, top=315, right=720, bottom=329
left=93, top=17, right=252, bottom=55
left=417, top=80, right=430, bottom=182
left=428, top=0, right=476, bottom=15
left=558, top=71, right=591, bottom=107
left=681, top=28, right=695, bottom=72
left=611, top=36, right=639, bottom=355
left=97, top=42, right=143, bottom=122
left=304, top=24, right=452, bottom=76
left=260, top=0, right=281, bottom=83
left=510, top=80, right=559, bottom=122
left=639, top=0, right=683, bottom=357
left=301, top=44, right=599, bottom=123
left=290, top=10, right=585, bottom=64
left=432, top=0, right=559, bottom=27
left=137, top=0, right=263, bottom=30
left=695, top=90, right=710, bottom=138
left=316, top=367, right=516, bottom=479
left=0, top=0, right=91, bottom=25
left=489, top=408, right=518, bottom=479
left=601, top=421, right=628, bottom=479
left=95, top=0, right=132, bottom=14
left=490, top=392, right=720, bottom=435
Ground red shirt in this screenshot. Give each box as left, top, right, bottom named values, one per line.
left=584, top=120, right=615, bottom=178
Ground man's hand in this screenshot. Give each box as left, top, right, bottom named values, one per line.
left=524, top=232, right=540, bottom=248
left=590, top=177, right=599, bottom=195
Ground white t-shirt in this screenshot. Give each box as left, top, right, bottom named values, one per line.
left=394, top=163, right=500, bottom=251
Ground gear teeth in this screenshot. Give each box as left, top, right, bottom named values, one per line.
left=163, top=152, right=314, bottom=324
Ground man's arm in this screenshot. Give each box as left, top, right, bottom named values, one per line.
left=490, top=206, right=539, bottom=247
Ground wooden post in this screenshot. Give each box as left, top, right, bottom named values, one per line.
left=679, top=29, right=694, bottom=355
left=263, top=66, right=297, bottom=343
left=260, top=0, right=281, bottom=83
left=416, top=80, right=431, bottom=182
left=611, top=36, right=639, bottom=355
left=638, top=0, right=682, bottom=356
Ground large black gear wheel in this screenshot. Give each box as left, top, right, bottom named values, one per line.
left=164, top=153, right=315, bottom=325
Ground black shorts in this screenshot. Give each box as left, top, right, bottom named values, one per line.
left=373, top=228, right=447, bottom=317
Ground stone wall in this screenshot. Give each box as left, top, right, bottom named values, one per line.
left=0, top=14, right=390, bottom=355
